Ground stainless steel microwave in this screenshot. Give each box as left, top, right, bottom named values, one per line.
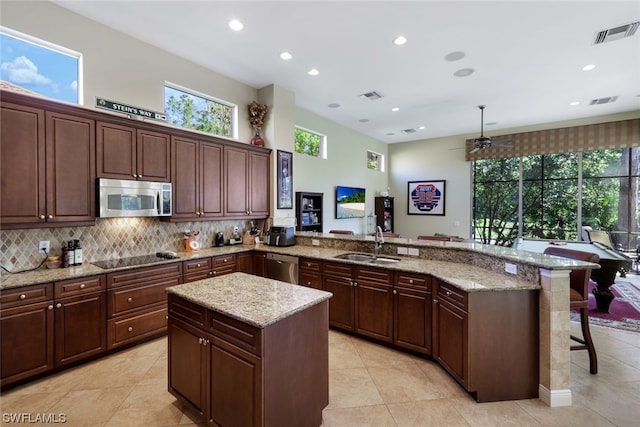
left=97, top=178, right=172, bottom=218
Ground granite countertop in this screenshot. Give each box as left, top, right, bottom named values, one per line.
left=167, top=272, right=332, bottom=328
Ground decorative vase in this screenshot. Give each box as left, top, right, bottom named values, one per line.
left=250, top=130, right=265, bottom=147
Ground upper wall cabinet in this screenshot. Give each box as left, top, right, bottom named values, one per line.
left=1, top=100, right=96, bottom=228
left=224, top=147, right=270, bottom=219
left=96, top=121, right=170, bottom=182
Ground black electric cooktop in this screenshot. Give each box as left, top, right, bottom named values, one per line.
left=92, top=253, right=179, bottom=270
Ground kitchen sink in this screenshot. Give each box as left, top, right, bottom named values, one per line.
left=334, top=253, right=400, bottom=264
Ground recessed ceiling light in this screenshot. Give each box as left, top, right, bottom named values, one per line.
left=582, top=64, right=596, bottom=71
left=308, top=68, right=319, bottom=76
left=418, top=126, right=425, bottom=130
left=386, top=132, right=395, bottom=136
left=328, top=103, right=340, bottom=108
left=359, top=119, right=369, bottom=123
left=280, top=52, right=293, bottom=60
left=454, top=68, right=475, bottom=77
left=444, top=51, right=465, bottom=61
left=393, top=36, right=407, bottom=46
left=569, top=101, right=581, bottom=106
left=228, top=19, right=244, bottom=31
left=485, top=122, right=497, bottom=126
left=391, top=107, right=400, bottom=112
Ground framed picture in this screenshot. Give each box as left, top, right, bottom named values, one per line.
left=277, top=150, right=293, bottom=209
left=408, top=180, right=446, bottom=215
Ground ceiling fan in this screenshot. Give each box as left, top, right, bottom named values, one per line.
left=469, top=105, right=513, bottom=153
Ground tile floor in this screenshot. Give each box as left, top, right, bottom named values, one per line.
left=1, top=281, right=640, bottom=426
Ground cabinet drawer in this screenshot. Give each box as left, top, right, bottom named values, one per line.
left=437, top=281, right=468, bottom=310
left=208, top=311, right=262, bottom=356
left=324, top=262, right=352, bottom=278
left=107, top=262, right=182, bottom=288
left=212, top=254, right=236, bottom=276
left=108, top=278, right=179, bottom=317
left=300, top=258, right=321, bottom=271
left=0, top=283, right=53, bottom=309
left=107, top=305, right=167, bottom=349
left=396, top=273, right=431, bottom=290
left=168, top=294, right=207, bottom=329
left=355, top=266, right=392, bottom=285
left=299, top=270, right=322, bottom=290
left=55, top=275, right=105, bottom=298
left=183, top=258, right=212, bottom=274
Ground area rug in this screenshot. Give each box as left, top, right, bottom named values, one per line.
left=570, top=279, right=640, bottom=333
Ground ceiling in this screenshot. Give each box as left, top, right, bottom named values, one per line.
left=52, top=1, right=640, bottom=144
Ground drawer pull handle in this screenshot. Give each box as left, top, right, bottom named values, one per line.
left=393, top=289, right=397, bottom=295
left=446, top=291, right=451, bottom=296
left=56, top=303, right=62, bottom=308
left=128, top=326, right=133, bottom=332
left=40, top=214, right=46, bottom=220
left=79, top=284, right=85, bottom=289
left=307, top=281, right=311, bottom=285
left=409, top=279, right=414, bottom=284
left=198, top=338, right=203, bottom=344
left=48, top=304, right=54, bottom=310
left=196, top=263, right=201, bottom=267
left=19, top=294, right=26, bottom=300
left=127, top=297, right=133, bottom=303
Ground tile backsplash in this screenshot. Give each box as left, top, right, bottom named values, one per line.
left=1, top=218, right=253, bottom=272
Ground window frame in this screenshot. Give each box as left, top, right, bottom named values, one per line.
left=294, top=126, right=327, bottom=159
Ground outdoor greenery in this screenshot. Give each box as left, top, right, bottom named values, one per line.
left=473, top=148, right=640, bottom=249
left=165, top=91, right=232, bottom=137
left=367, top=151, right=382, bottom=171
left=295, top=128, right=321, bottom=157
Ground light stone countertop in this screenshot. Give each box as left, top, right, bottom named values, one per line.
left=167, top=272, right=332, bottom=328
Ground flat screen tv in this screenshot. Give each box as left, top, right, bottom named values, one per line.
left=336, top=186, right=366, bottom=219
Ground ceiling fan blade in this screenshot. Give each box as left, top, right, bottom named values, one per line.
left=469, top=146, right=481, bottom=154
left=448, top=146, right=466, bottom=151
left=491, top=138, right=514, bottom=148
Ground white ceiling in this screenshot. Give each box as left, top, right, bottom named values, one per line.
left=53, top=0, right=640, bottom=143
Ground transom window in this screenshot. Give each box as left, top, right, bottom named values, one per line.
left=295, top=127, right=326, bottom=158
left=0, top=27, right=81, bottom=103
left=164, top=83, right=236, bottom=138
left=367, top=150, right=384, bottom=172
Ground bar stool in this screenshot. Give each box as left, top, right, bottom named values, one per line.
left=544, top=246, right=600, bottom=374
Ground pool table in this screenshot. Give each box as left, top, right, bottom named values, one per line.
left=514, top=238, right=633, bottom=313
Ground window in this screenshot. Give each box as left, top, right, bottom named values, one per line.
left=0, top=27, right=81, bottom=103
left=295, top=127, right=326, bottom=158
left=367, top=150, right=384, bottom=172
left=164, top=83, right=236, bottom=138
left=473, top=147, right=640, bottom=249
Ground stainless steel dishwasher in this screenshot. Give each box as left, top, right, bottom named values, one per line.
left=265, top=253, right=299, bottom=284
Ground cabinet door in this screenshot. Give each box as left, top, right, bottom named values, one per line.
left=200, top=141, right=223, bottom=218
left=45, top=111, right=95, bottom=223
left=236, top=252, right=254, bottom=274
left=0, top=103, right=46, bottom=225
left=355, top=281, right=393, bottom=343
left=434, top=298, right=468, bottom=385
left=209, top=338, right=262, bottom=427
left=0, top=301, right=54, bottom=387
left=253, top=252, right=267, bottom=277
left=224, top=146, right=249, bottom=216
left=96, top=121, right=136, bottom=179
left=168, top=319, right=208, bottom=415
left=171, top=136, right=199, bottom=219
left=136, top=129, right=170, bottom=181
left=394, top=286, right=432, bottom=354
left=54, top=292, right=107, bottom=367
left=324, top=275, right=355, bottom=331
left=248, top=151, right=269, bottom=217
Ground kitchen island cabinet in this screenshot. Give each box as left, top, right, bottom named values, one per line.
left=393, top=272, right=432, bottom=355
left=168, top=272, right=332, bottom=427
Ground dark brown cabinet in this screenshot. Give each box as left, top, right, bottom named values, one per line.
left=96, top=121, right=170, bottom=182
left=236, top=252, right=254, bottom=274
left=432, top=279, right=539, bottom=402
left=1, top=276, right=107, bottom=389
left=253, top=252, right=267, bottom=277
left=299, top=258, right=322, bottom=289
left=106, top=263, right=182, bottom=349
left=53, top=276, right=107, bottom=367
left=171, top=136, right=223, bottom=220
left=0, top=101, right=95, bottom=227
left=323, top=262, right=393, bottom=342
left=0, top=284, right=54, bottom=388
left=393, top=273, right=432, bottom=354
left=296, top=192, right=323, bottom=232
left=224, top=147, right=270, bottom=218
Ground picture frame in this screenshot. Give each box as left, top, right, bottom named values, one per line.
left=408, top=180, right=446, bottom=215
left=277, top=150, right=293, bottom=209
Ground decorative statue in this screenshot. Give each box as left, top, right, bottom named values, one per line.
left=248, top=101, right=268, bottom=146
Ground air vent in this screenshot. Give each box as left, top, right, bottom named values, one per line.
left=401, top=128, right=417, bottom=134
left=358, top=91, right=383, bottom=101
left=593, top=21, right=639, bottom=44
left=589, top=96, right=618, bottom=105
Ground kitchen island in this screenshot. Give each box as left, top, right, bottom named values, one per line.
left=167, top=272, right=332, bottom=427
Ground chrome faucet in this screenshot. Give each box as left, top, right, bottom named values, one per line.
left=374, top=226, right=384, bottom=257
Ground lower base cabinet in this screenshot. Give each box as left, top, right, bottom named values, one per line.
left=168, top=293, right=328, bottom=427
